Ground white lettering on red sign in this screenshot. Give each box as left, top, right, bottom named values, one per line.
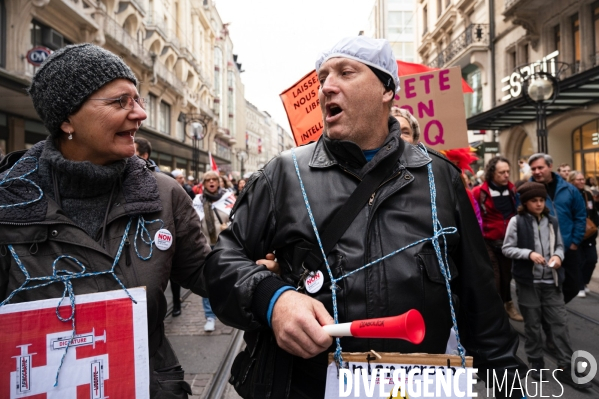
left=154, top=229, right=173, bottom=250
left=305, top=270, right=324, bottom=294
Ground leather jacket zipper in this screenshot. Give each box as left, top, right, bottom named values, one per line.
left=369, top=192, right=376, bottom=206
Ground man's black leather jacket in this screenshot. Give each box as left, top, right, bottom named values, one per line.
left=204, top=118, right=524, bottom=396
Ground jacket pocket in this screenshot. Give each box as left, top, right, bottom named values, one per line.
left=416, top=252, right=460, bottom=352
left=417, top=252, right=459, bottom=284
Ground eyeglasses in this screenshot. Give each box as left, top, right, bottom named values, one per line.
left=204, top=178, right=219, bottom=182
left=89, top=94, right=147, bottom=110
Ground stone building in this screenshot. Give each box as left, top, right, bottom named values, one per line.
left=0, top=0, right=235, bottom=178
left=369, top=0, right=417, bottom=63
left=244, top=100, right=267, bottom=176
left=468, top=0, right=599, bottom=181
left=413, top=0, right=599, bottom=180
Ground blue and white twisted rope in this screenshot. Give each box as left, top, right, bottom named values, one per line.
left=134, top=216, right=164, bottom=260
left=0, top=156, right=44, bottom=208
left=291, top=146, right=466, bottom=371
left=0, top=214, right=162, bottom=386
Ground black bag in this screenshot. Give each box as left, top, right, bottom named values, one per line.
left=229, top=330, right=293, bottom=399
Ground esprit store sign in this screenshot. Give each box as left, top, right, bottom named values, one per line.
left=501, top=50, right=559, bottom=101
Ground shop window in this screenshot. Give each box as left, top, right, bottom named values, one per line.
left=581, top=119, right=599, bottom=150
left=572, top=119, right=599, bottom=179
left=175, top=156, right=188, bottom=173
left=158, top=152, right=173, bottom=172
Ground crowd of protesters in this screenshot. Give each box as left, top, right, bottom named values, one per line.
left=133, top=136, right=248, bottom=329
left=1, top=39, right=595, bottom=398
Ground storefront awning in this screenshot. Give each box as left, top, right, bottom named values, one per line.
left=467, top=65, right=599, bottom=131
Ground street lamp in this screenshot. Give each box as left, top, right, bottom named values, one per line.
left=236, top=150, right=248, bottom=178
left=179, top=113, right=209, bottom=180
left=522, top=71, right=560, bottom=154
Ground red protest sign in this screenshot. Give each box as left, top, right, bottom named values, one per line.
left=279, top=70, right=323, bottom=146
left=0, top=288, right=149, bottom=399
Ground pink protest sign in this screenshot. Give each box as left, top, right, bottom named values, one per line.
left=393, top=67, right=469, bottom=150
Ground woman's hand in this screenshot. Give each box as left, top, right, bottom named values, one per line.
left=529, top=251, right=546, bottom=265
left=548, top=255, right=562, bottom=269
left=257, top=253, right=280, bottom=274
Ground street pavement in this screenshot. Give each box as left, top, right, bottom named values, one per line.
left=164, top=289, right=241, bottom=399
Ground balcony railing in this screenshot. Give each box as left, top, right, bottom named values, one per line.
left=104, top=16, right=152, bottom=67
left=153, top=61, right=185, bottom=94
left=146, top=12, right=169, bottom=41
left=428, top=24, right=489, bottom=69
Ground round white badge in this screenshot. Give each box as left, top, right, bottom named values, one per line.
left=305, top=271, right=324, bottom=294
left=154, top=229, right=173, bottom=251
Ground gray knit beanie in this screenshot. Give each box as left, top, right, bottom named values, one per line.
left=28, top=43, right=137, bottom=139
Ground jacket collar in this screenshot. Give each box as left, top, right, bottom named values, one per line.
left=309, top=116, right=430, bottom=174
left=481, top=180, right=516, bottom=194
left=0, top=140, right=162, bottom=225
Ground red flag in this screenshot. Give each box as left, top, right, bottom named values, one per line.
left=209, top=152, right=219, bottom=173
left=396, top=60, right=473, bottom=93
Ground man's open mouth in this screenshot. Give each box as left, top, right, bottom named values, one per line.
left=327, top=104, right=343, bottom=118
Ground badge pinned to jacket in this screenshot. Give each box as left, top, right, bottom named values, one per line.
left=154, top=229, right=173, bottom=250
left=305, top=270, right=324, bottom=293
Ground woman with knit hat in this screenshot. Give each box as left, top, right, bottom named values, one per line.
left=502, top=182, right=590, bottom=390
left=0, top=44, right=273, bottom=398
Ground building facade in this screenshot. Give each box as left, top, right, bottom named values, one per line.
left=369, top=0, right=417, bottom=62
left=0, top=0, right=237, bottom=179
left=466, top=0, right=599, bottom=182
left=244, top=100, right=267, bottom=175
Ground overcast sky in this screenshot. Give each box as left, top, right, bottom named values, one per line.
left=215, top=0, right=373, bottom=133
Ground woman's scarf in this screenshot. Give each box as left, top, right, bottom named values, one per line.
left=203, top=188, right=225, bottom=243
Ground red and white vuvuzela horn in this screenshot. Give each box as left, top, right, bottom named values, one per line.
left=322, top=309, right=425, bottom=344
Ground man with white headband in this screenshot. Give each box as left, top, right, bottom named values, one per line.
left=204, top=36, right=524, bottom=398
